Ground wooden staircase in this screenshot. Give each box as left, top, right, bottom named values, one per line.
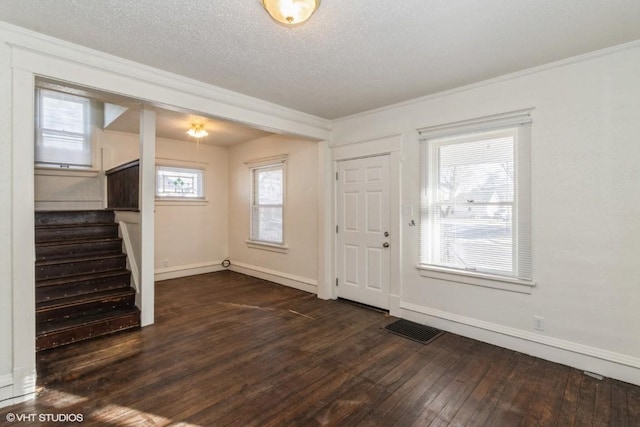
left=35, top=210, right=140, bottom=351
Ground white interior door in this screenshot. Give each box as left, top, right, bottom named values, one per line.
left=336, top=155, right=390, bottom=309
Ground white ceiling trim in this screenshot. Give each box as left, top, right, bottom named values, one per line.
left=0, top=21, right=331, bottom=140
left=334, top=38, right=640, bottom=124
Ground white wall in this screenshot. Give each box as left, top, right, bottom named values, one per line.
left=0, top=33, right=13, bottom=404
left=154, top=138, right=228, bottom=279
left=228, top=135, right=319, bottom=292
left=331, top=43, right=640, bottom=385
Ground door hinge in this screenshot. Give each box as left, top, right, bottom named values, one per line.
left=336, top=225, right=339, bottom=233
left=335, top=278, right=339, bottom=287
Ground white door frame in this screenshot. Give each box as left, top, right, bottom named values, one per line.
left=328, top=134, right=402, bottom=310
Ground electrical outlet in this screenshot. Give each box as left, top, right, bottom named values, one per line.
left=533, top=315, right=545, bottom=331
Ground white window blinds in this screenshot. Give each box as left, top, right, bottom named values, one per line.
left=35, top=89, right=92, bottom=167
left=419, top=110, right=532, bottom=280
left=251, top=164, right=284, bottom=244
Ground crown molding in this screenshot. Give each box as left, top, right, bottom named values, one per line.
left=334, top=38, right=640, bottom=123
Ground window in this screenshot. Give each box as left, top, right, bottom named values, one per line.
left=35, top=89, right=92, bottom=168
left=419, top=110, right=532, bottom=283
left=250, top=162, right=285, bottom=245
left=156, top=166, right=204, bottom=199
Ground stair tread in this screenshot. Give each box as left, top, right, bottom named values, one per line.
left=37, top=307, right=140, bottom=336
left=36, top=253, right=126, bottom=267
left=36, top=237, right=122, bottom=247
left=37, top=287, right=136, bottom=311
left=36, top=269, right=131, bottom=288
left=35, top=222, right=118, bottom=230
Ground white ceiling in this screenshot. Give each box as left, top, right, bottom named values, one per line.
left=2, top=1, right=640, bottom=119
left=106, top=107, right=273, bottom=146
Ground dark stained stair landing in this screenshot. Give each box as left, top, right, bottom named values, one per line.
left=35, top=210, right=140, bottom=351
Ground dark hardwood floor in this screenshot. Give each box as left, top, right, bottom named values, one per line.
left=2, top=271, right=639, bottom=426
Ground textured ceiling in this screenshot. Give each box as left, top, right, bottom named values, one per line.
left=2, top=0, right=640, bottom=119
left=106, top=107, right=273, bottom=146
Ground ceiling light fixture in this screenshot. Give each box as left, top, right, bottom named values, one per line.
left=187, top=123, right=208, bottom=139
left=261, top=0, right=320, bottom=26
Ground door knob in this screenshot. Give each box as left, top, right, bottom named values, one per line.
left=384, top=231, right=389, bottom=237
left=383, top=242, right=390, bottom=248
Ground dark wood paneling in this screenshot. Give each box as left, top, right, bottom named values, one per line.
left=105, top=159, right=139, bottom=211
left=3, top=271, right=638, bottom=426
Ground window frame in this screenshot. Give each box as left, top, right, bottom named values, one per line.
left=417, top=110, right=534, bottom=293
left=155, top=165, right=205, bottom=200
left=35, top=88, right=93, bottom=169
left=246, top=155, right=288, bottom=251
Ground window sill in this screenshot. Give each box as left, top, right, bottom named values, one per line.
left=35, top=167, right=100, bottom=177
left=246, top=241, right=289, bottom=254
left=155, top=198, right=208, bottom=207
left=417, top=265, right=535, bottom=294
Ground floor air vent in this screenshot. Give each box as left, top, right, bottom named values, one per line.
left=385, top=319, right=444, bottom=344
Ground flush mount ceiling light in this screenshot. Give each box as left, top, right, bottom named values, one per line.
left=187, top=123, right=208, bottom=139
left=261, top=0, right=320, bottom=26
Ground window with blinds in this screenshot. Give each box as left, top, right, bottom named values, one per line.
left=419, top=111, right=532, bottom=281
left=251, top=164, right=285, bottom=245
left=35, top=89, right=92, bottom=168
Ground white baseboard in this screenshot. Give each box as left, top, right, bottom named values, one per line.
left=0, top=369, right=37, bottom=409
left=154, top=261, right=226, bottom=282
left=229, top=262, right=317, bottom=294
left=0, top=388, right=36, bottom=409
left=0, top=373, right=11, bottom=388
left=399, top=301, right=640, bottom=387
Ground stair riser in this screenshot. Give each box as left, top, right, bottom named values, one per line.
left=36, top=240, right=123, bottom=261
left=37, top=274, right=131, bottom=303
left=36, top=312, right=140, bottom=351
left=36, top=225, right=119, bottom=243
left=36, top=256, right=126, bottom=280
left=37, top=294, right=136, bottom=324
left=35, top=210, right=115, bottom=226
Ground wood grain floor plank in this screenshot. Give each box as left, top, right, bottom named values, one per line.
left=0, top=271, right=638, bottom=427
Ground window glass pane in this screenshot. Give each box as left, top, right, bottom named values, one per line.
left=256, top=168, right=283, bottom=205
left=41, top=94, right=86, bottom=133
left=438, top=136, right=514, bottom=203
left=156, top=167, right=204, bottom=198
left=256, top=206, right=283, bottom=243
left=41, top=131, right=85, bottom=151
left=432, top=204, right=513, bottom=273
